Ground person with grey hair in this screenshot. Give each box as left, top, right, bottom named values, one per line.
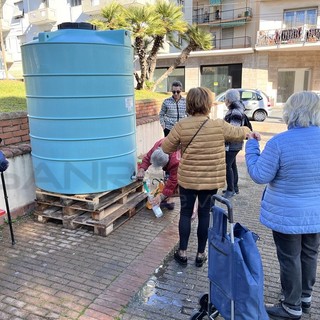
left=137, top=138, right=179, bottom=210
left=245, top=91, right=320, bottom=320
left=159, top=81, right=187, bottom=137
left=150, top=147, right=169, bottom=168
left=223, top=88, right=246, bottom=198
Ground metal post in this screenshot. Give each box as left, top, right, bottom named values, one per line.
left=1, top=171, right=15, bottom=245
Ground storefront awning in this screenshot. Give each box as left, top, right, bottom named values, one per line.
left=220, top=19, right=247, bottom=28
left=210, top=0, right=222, bottom=4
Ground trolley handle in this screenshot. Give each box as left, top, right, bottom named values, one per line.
left=211, top=194, right=234, bottom=223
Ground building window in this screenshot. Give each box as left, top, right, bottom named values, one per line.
left=283, top=8, right=317, bottom=29
left=153, top=68, right=185, bottom=92
left=70, top=0, right=82, bottom=7
left=13, top=1, right=24, bottom=19
left=176, top=0, right=184, bottom=13
left=277, top=68, right=310, bottom=103
left=200, top=64, right=242, bottom=96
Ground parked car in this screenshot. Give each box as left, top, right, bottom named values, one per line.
left=215, top=89, right=272, bottom=121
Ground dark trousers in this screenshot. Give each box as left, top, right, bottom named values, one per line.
left=273, top=231, right=320, bottom=309
left=178, top=186, right=217, bottom=253
left=164, top=128, right=170, bottom=137
left=225, top=150, right=240, bottom=192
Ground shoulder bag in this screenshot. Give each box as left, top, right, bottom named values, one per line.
left=181, top=118, right=209, bottom=156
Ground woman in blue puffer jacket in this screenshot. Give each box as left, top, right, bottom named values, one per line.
left=245, top=91, right=320, bottom=320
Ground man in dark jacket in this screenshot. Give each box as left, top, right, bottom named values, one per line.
left=137, top=138, right=179, bottom=209
left=223, top=89, right=246, bottom=198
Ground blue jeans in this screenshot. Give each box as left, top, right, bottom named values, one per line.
left=178, top=186, right=217, bottom=253
left=273, top=231, right=320, bottom=309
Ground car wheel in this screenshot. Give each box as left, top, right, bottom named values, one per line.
left=253, top=109, right=267, bottom=121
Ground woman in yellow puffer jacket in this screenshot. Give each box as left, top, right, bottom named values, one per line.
left=162, top=87, right=250, bottom=267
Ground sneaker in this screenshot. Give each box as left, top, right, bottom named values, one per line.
left=301, top=301, right=311, bottom=314
left=280, top=295, right=311, bottom=314
left=222, top=190, right=235, bottom=198
left=160, top=201, right=175, bottom=210
left=266, top=302, right=301, bottom=320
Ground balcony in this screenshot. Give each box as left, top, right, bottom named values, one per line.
left=213, top=36, right=251, bottom=49
left=82, top=0, right=148, bottom=15
left=256, top=26, right=320, bottom=48
left=28, top=8, right=57, bottom=26
left=0, top=19, right=11, bottom=34
left=193, top=6, right=252, bottom=28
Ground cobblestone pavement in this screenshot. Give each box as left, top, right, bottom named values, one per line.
left=0, top=112, right=319, bottom=319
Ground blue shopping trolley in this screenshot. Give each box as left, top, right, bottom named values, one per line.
left=190, top=195, right=269, bottom=320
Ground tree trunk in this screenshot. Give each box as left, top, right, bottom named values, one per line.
left=151, top=46, right=193, bottom=92
left=135, top=36, right=147, bottom=90
left=146, top=36, right=164, bottom=82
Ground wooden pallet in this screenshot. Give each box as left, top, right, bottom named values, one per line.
left=34, top=181, right=147, bottom=236
left=35, top=180, right=144, bottom=220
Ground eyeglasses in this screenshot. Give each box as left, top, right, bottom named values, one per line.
left=172, top=90, right=181, bottom=94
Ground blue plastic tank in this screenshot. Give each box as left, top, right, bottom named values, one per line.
left=21, top=23, right=136, bottom=194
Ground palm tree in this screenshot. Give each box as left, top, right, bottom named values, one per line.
left=146, top=0, right=187, bottom=83
left=124, top=5, right=164, bottom=89
left=91, top=2, right=164, bottom=89
left=151, top=24, right=213, bottom=91
left=90, top=2, right=128, bottom=30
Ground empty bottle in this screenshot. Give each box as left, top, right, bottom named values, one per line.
left=143, top=181, right=163, bottom=218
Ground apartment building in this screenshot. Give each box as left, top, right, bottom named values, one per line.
left=1, top=0, right=320, bottom=105
left=0, top=0, right=154, bottom=79
left=156, top=0, right=320, bottom=104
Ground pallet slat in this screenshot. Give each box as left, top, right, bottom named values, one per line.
left=36, top=180, right=143, bottom=213
left=34, top=181, right=147, bottom=236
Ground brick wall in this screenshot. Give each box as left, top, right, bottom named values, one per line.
left=135, top=99, right=161, bottom=122
left=0, top=112, right=31, bottom=158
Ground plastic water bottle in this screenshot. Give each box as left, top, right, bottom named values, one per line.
left=143, top=181, right=163, bottom=218
left=148, top=195, right=163, bottom=218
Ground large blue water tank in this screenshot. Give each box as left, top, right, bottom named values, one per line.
left=21, top=23, right=136, bottom=194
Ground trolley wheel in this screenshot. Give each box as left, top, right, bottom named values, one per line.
left=208, top=305, right=220, bottom=319
left=199, top=293, right=209, bottom=310
left=190, top=310, right=206, bottom=320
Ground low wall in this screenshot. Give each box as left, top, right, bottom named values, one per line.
left=0, top=100, right=164, bottom=224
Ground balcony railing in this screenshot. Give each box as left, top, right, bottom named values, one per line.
left=193, top=6, right=252, bottom=28
left=256, top=26, right=320, bottom=47
left=28, top=8, right=57, bottom=25
left=82, top=0, right=148, bottom=15
left=213, top=36, right=251, bottom=49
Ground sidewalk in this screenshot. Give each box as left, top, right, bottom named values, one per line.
left=0, top=116, right=319, bottom=320
left=0, top=156, right=319, bottom=320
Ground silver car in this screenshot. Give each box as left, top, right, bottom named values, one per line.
left=215, top=89, right=272, bottom=121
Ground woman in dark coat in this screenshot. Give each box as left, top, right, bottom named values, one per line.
left=223, top=89, right=246, bottom=198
